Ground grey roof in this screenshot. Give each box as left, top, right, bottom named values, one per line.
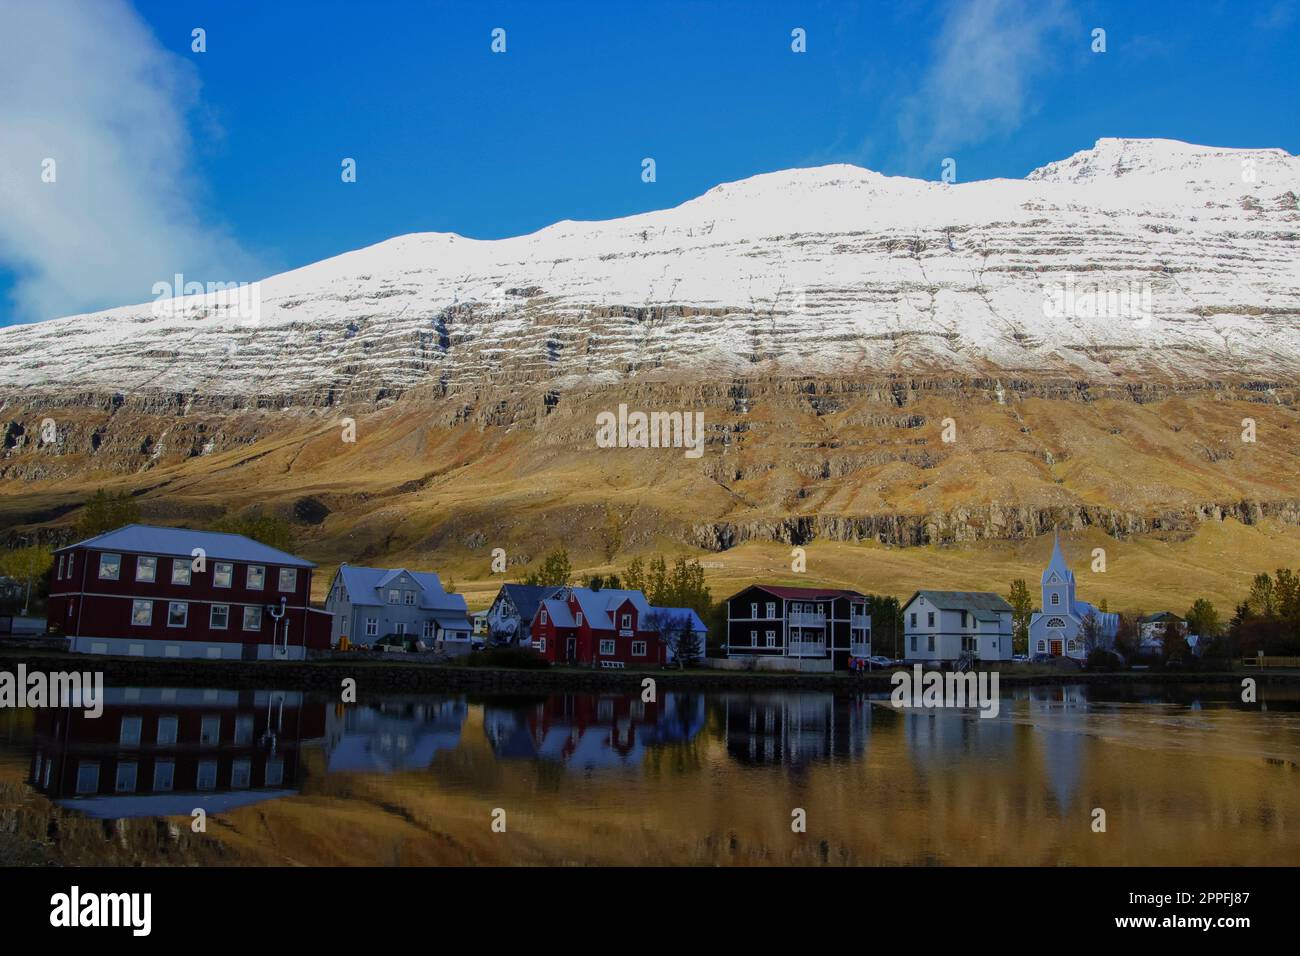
left=539, top=598, right=576, bottom=627
left=905, top=590, right=1014, bottom=613
left=649, top=606, right=709, bottom=634
left=59, top=523, right=314, bottom=568
left=497, top=584, right=564, bottom=622
left=570, top=588, right=653, bottom=630
left=338, top=565, right=468, bottom=614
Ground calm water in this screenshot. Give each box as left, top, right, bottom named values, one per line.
left=2, top=683, right=1299, bottom=866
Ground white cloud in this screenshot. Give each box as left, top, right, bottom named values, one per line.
left=899, top=0, right=1075, bottom=163
left=0, top=0, right=262, bottom=324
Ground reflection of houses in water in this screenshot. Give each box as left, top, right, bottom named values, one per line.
left=722, top=693, right=871, bottom=766
left=325, top=697, right=467, bottom=773
left=900, top=705, right=1016, bottom=766
left=30, top=687, right=325, bottom=819
left=1020, top=684, right=1089, bottom=811
left=484, top=693, right=702, bottom=771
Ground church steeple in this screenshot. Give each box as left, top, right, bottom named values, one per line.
left=1041, top=529, right=1077, bottom=613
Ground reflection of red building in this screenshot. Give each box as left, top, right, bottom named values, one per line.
left=530, top=587, right=666, bottom=667
left=47, top=524, right=332, bottom=660
left=483, top=694, right=665, bottom=769
left=30, top=688, right=327, bottom=818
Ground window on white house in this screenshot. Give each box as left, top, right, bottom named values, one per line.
left=910, top=612, right=917, bottom=627
left=632, top=641, right=647, bottom=656
left=599, top=639, right=616, bottom=655
left=98, top=553, right=121, bottom=580
left=157, top=716, right=178, bottom=746
left=167, top=602, right=188, bottom=628
left=365, top=618, right=378, bottom=637
left=131, top=599, right=152, bottom=627
left=153, top=760, right=175, bottom=792
left=403, top=590, right=415, bottom=605
left=119, top=717, right=142, bottom=747
left=136, top=556, right=157, bottom=583
left=279, top=568, right=297, bottom=592
left=911, top=635, right=918, bottom=651
left=247, top=565, right=265, bottom=589
left=927, top=611, right=935, bottom=626
left=961, top=610, right=968, bottom=628
left=213, top=562, right=233, bottom=588
left=171, top=560, right=191, bottom=585
left=210, top=604, right=229, bottom=630
left=423, top=620, right=435, bottom=639
left=396, top=623, right=407, bottom=635
left=388, top=589, right=400, bottom=604
left=928, top=635, right=935, bottom=652
left=766, top=630, right=776, bottom=648
left=243, top=606, right=261, bottom=631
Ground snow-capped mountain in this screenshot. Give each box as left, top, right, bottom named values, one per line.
left=3, top=138, right=1298, bottom=403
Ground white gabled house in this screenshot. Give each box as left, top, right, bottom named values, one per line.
left=325, top=564, right=473, bottom=654
left=901, top=590, right=1014, bottom=662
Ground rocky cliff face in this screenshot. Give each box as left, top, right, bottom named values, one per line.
left=0, top=139, right=1297, bottom=560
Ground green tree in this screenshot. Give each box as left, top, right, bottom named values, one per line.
left=865, top=594, right=903, bottom=659
left=211, top=511, right=295, bottom=552
left=1007, top=578, right=1034, bottom=655
left=75, top=488, right=140, bottom=539
left=524, top=548, right=571, bottom=587
left=1248, top=572, right=1277, bottom=618
left=623, top=556, right=647, bottom=594
left=0, top=544, right=53, bottom=614
left=1184, top=598, right=1221, bottom=641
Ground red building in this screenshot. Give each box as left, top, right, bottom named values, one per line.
left=530, top=587, right=667, bottom=667
left=47, top=524, right=332, bottom=660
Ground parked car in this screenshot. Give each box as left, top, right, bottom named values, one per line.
left=1011, top=654, right=1029, bottom=663
left=865, top=656, right=895, bottom=670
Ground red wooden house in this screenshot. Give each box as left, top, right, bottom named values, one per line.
left=46, top=524, right=332, bottom=660
left=530, top=587, right=667, bottom=667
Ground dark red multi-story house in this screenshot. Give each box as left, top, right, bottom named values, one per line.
left=47, top=524, right=332, bottom=660
left=530, top=587, right=667, bottom=667
left=724, top=584, right=871, bottom=671
left=30, top=687, right=328, bottom=818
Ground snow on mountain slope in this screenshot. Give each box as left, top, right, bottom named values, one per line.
left=2, top=138, right=1298, bottom=402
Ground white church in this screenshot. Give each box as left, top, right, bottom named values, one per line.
left=1028, top=532, right=1119, bottom=660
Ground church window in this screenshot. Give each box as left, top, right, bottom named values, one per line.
left=1050, top=593, right=1061, bottom=606
left=1047, top=617, right=1067, bottom=628
left=1036, top=640, right=1046, bottom=652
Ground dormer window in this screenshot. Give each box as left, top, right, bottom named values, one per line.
left=575, top=612, right=583, bottom=626
left=540, top=609, right=548, bottom=624
left=621, top=613, right=632, bottom=629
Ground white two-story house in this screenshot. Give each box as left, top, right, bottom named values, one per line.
left=901, top=590, right=1013, bottom=663
left=325, top=564, right=472, bottom=654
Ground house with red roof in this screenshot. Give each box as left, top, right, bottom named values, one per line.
left=723, top=584, right=871, bottom=671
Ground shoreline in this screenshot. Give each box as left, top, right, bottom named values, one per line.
left=0, top=648, right=1292, bottom=694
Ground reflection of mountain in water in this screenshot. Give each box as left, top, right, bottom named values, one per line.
left=721, top=693, right=871, bottom=767
left=30, top=687, right=324, bottom=819
left=484, top=693, right=706, bottom=772
left=325, top=697, right=468, bottom=773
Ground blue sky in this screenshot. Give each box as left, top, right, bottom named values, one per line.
left=1, top=0, right=1296, bottom=325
